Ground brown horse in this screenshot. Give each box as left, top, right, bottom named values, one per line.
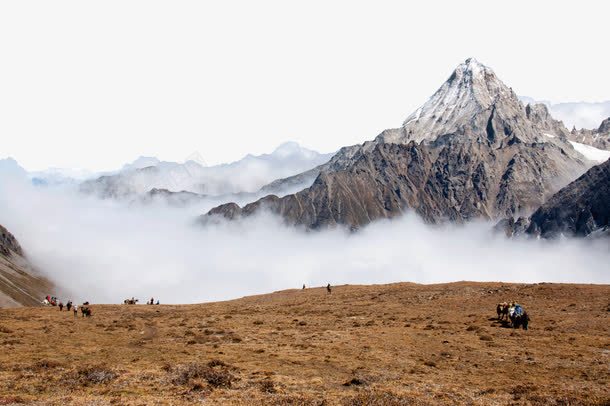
left=81, top=306, right=92, bottom=317
left=496, top=302, right=509, bottom=321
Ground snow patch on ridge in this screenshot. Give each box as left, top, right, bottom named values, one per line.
left=569, top=141, right=610, bottom=163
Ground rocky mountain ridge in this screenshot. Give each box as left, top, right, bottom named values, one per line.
left=568, top=117, right=610, bottom=150
left=518, top=97, right=610, bottom=130
left=204, top=59, right=589, bottom=229
left=498, top=158, right=610, bottom=238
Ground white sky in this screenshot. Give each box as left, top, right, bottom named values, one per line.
left=1, top=1, right=608, bottom=171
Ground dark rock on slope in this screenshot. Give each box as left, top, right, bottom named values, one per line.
left=204, top=59, right=588, bottom=229
left=501, top=159, right=610, bottom=238
left=0, top=224, right=52, bottom=307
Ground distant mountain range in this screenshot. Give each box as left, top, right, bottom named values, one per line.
left=79, top=142, right=334, bottom=199
left=204, top=59, right=607, bottom=234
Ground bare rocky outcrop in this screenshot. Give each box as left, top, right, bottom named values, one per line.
left=0, top=225, right=53, bottom=307
left=0, top=224, right=23, bottom=257
left=524, top=103, right=571, bottom=139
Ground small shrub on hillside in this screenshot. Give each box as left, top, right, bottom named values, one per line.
left=208, top=359, right=227, bottom=368
left=342, top=390, right=417, bottom=406
left=259, top=379, right=276, bottom=393
left=76, top=366, right=118, bottom=385
left=343, top=377, right=366, bottom=386
left=171, top=360, right=235, bottom=389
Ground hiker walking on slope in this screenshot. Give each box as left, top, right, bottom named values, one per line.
left=66, top=300, right=72, bottom=312
left=58, top=302, right=64, bottom=311
left=327, top=283, right=332, bottom=294
left=73, top=304, right=78, bottom=318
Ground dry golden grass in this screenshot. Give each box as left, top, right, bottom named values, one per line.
left=0, top=282, right=608, bottom=405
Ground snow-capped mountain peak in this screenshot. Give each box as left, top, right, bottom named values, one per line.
left=391, top=58, right=518, bottom=144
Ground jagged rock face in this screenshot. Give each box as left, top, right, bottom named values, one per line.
left=0, top=225, right=53, bottom=307
left=205, top=136, right=583, bottom=229
left=568, top=117, right=610, bottom=150
left=205, top=59, right=588, bottom=229
left=525, top=103, right=571, bottom=139
left=508, top=159, right=610, bottom=238
left=598, top=118, right=610, bottom=134
left=207, top=143, right=432, bottom=228
left=0, top=225, right=23, bottom=257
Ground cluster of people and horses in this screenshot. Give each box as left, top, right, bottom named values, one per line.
left=123, top=297, right=159, bottom=305
left=496, top=301, right=529, bottom=330
left=42, top=295, right=59, bottom=306
left=43, top=294, right=161, bottom=316
left=45, top=290, right=530, bottom=332
left=42, top=295, right=92, bottom=317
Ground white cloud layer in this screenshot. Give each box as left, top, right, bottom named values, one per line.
left=1, top=176, right=608, bottom=305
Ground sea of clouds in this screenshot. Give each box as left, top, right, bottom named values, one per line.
left=0, top=171, right=608, bottom=305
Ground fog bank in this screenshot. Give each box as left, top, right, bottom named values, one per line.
left=0, top=177, right=608, bottom=304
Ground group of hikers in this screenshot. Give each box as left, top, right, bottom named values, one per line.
left=301, top=283, right=332, bottom=293
left=496, top=301, right=529, bottom=330
left=44, top=295, right=91, bottom=317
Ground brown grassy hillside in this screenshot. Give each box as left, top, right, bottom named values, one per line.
left=0, top=224, right=53, bottom=308
left=0, top=282, right=608, bottom=405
